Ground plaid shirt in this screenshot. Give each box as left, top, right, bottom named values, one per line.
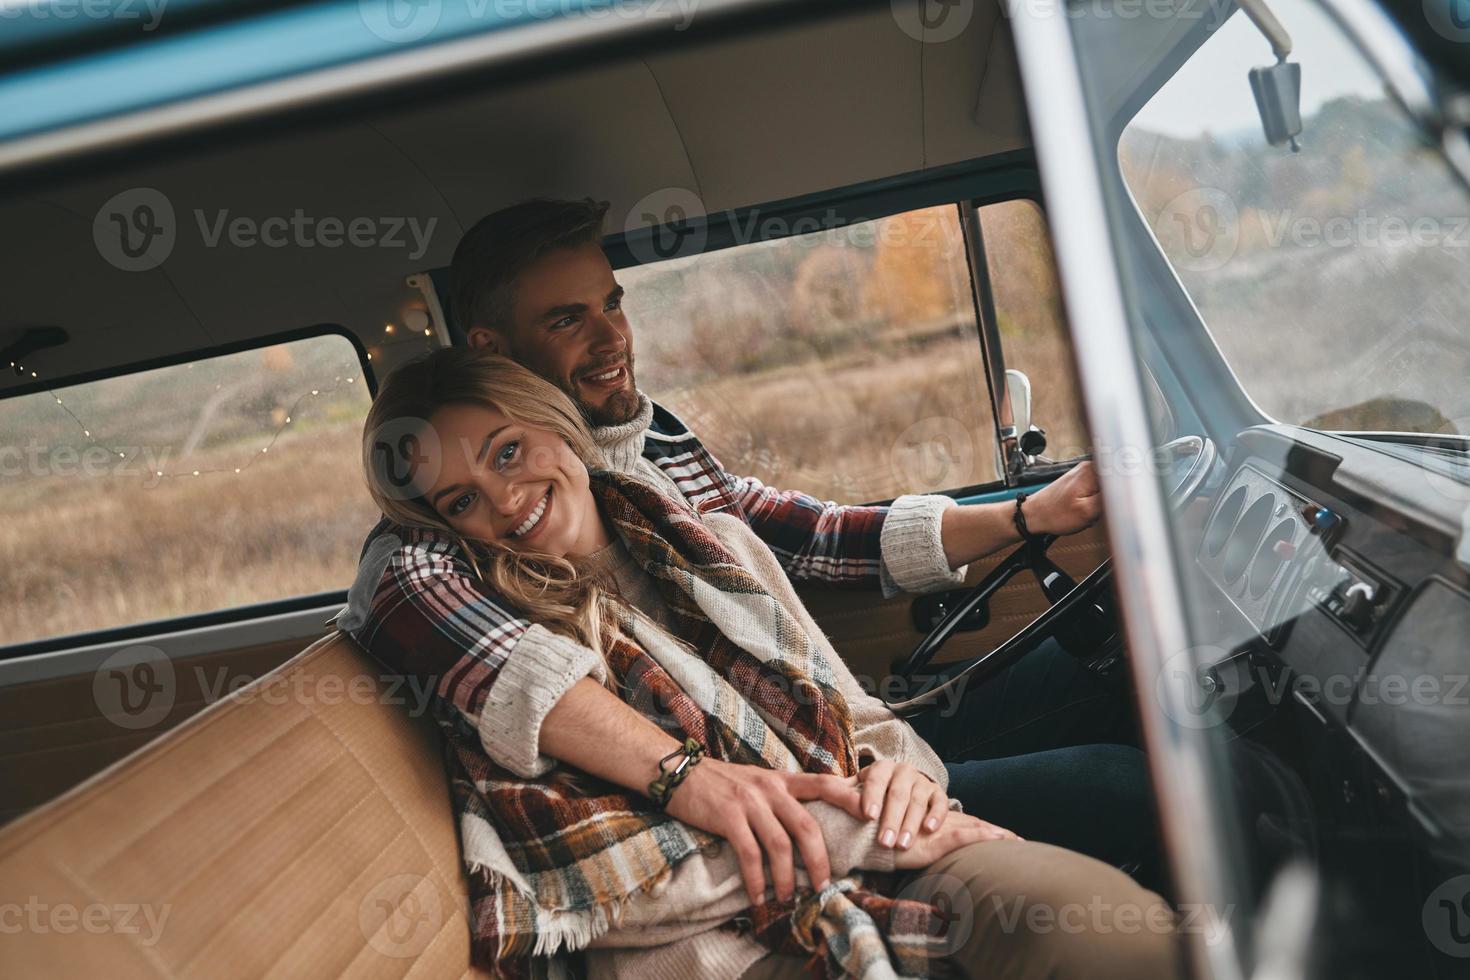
left=343, top=401, right=894, bottom=743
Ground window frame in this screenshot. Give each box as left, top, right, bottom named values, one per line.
left=966, top=194, right=1146, bottom=486
left=601, top=153, right=1065, bottom=503
left=0, top=322, right=375, bottom=661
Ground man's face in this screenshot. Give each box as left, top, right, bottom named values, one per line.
left=467, top=242, right=640, bottom=427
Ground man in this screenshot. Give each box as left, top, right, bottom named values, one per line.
left=340, top=198, right=1154, bottom=906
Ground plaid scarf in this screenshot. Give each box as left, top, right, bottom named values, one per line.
left=441, top=471, right=942, bottom=979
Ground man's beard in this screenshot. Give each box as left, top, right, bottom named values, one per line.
left=581, top=385, right=641, bottom=427
left=568, top=357, right=640, bottom=427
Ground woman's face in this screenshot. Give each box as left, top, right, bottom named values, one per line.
left=424, top=402, right=605, bottom=559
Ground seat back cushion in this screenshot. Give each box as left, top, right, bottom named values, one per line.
left=0, top=631, right=486, bottom=979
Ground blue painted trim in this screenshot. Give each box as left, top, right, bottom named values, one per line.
left=0, top=0, right=629, bottom=143
left=955, top=484, right=1037, bottom=506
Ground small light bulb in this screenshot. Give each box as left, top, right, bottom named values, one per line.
left=156, top=471, right=163, bottom=477
left=285, top=416, right=291, bottom=423
left=385, top=323, right=395, bottom=334
left=83, top=430, right=90, bottom=437
left=234, top=468, right=241, bottom=474
left=261, top=447, right=268, bottom=453
left=311, top=389, right=319, bottom=395
left=193, top=470, right=200, bottom=476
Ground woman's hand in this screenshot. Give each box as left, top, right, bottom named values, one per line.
left=890, top=812, right=1020, bottom=869
left=855, top=759, right=952, bottom=851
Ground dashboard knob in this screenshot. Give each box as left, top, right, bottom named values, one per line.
left=1339, top=581, right=1377, bottom=631
left=1303, top=506, right=1340, bottom=532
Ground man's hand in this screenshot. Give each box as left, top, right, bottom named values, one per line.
left=1020, top=460, right=1103, bottom=537
left=664, top=758, right=861, bottom=906
left=941, top=461, right=1104, bottom=568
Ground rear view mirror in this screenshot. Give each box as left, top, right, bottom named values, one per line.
left=1250, top=60, right=1303, bottom=151
left=1236, top=0, right=1303, bottom=151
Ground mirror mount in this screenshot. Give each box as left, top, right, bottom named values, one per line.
left=1001, top=369, right=1049, bottom=480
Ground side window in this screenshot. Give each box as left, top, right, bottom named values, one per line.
left=976, top=199, right=1093, bottom=461
left=621, top=205, right=998, bottom=503
left=0, top=333, right=377, bottom=648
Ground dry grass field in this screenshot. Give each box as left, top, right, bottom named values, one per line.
left=1, top=425, right=378, bottom=643
left=1, top=340, right=379, bottom=645
left=630, top=202, right=1089, bottom=503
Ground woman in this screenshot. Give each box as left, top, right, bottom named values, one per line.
left=361, top=349, right=1180, bottom=980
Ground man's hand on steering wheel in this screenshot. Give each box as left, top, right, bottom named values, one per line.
left=1020, top=460, right=1103, bottom=537
left=891, top=437, right=1217, bottom=713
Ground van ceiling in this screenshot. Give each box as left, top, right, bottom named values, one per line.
left=0, top=2, right=1027, bottom=388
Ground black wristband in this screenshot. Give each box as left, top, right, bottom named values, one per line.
left=1013, top=492, right=1039, bottom=543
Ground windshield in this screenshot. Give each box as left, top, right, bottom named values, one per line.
left=1068, top=0, right=1470, bottom=975
left=1119, top=0, right=1470, bottom=437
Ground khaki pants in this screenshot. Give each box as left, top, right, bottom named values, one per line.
left=740, top=841, right=1182, bottom=980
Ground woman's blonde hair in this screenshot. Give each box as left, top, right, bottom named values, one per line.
left=362, top=348, right=615, bottom=658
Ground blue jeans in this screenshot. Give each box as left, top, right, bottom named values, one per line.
left=907, top=639, right=1158, bottom=872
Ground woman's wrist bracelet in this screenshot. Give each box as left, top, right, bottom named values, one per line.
left=648, top=737, right=705, bottom=809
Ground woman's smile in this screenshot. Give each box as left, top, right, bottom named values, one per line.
left=507, top=486, right=553, bottom=541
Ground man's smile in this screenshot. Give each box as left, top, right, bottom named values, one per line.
left=577, top=362, right=630, bottom=393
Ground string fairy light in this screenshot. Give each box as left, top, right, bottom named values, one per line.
left=22, top=363, right=359, bottom=486
left=15, top=317, right=437, bottom=487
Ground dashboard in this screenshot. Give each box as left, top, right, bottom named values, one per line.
left=1195, top=425, right=1470, bottom=843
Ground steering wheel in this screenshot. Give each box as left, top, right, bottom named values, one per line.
left=883, top=435, right=1216, bottom=716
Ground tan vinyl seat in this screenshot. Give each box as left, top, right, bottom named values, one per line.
left=0, top=631, right=488, bottom=979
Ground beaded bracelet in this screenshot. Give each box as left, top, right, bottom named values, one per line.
left=648, top=737, right=706, bottom=809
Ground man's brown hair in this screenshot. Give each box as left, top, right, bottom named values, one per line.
left=448, top=198, right=611, bottom=337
